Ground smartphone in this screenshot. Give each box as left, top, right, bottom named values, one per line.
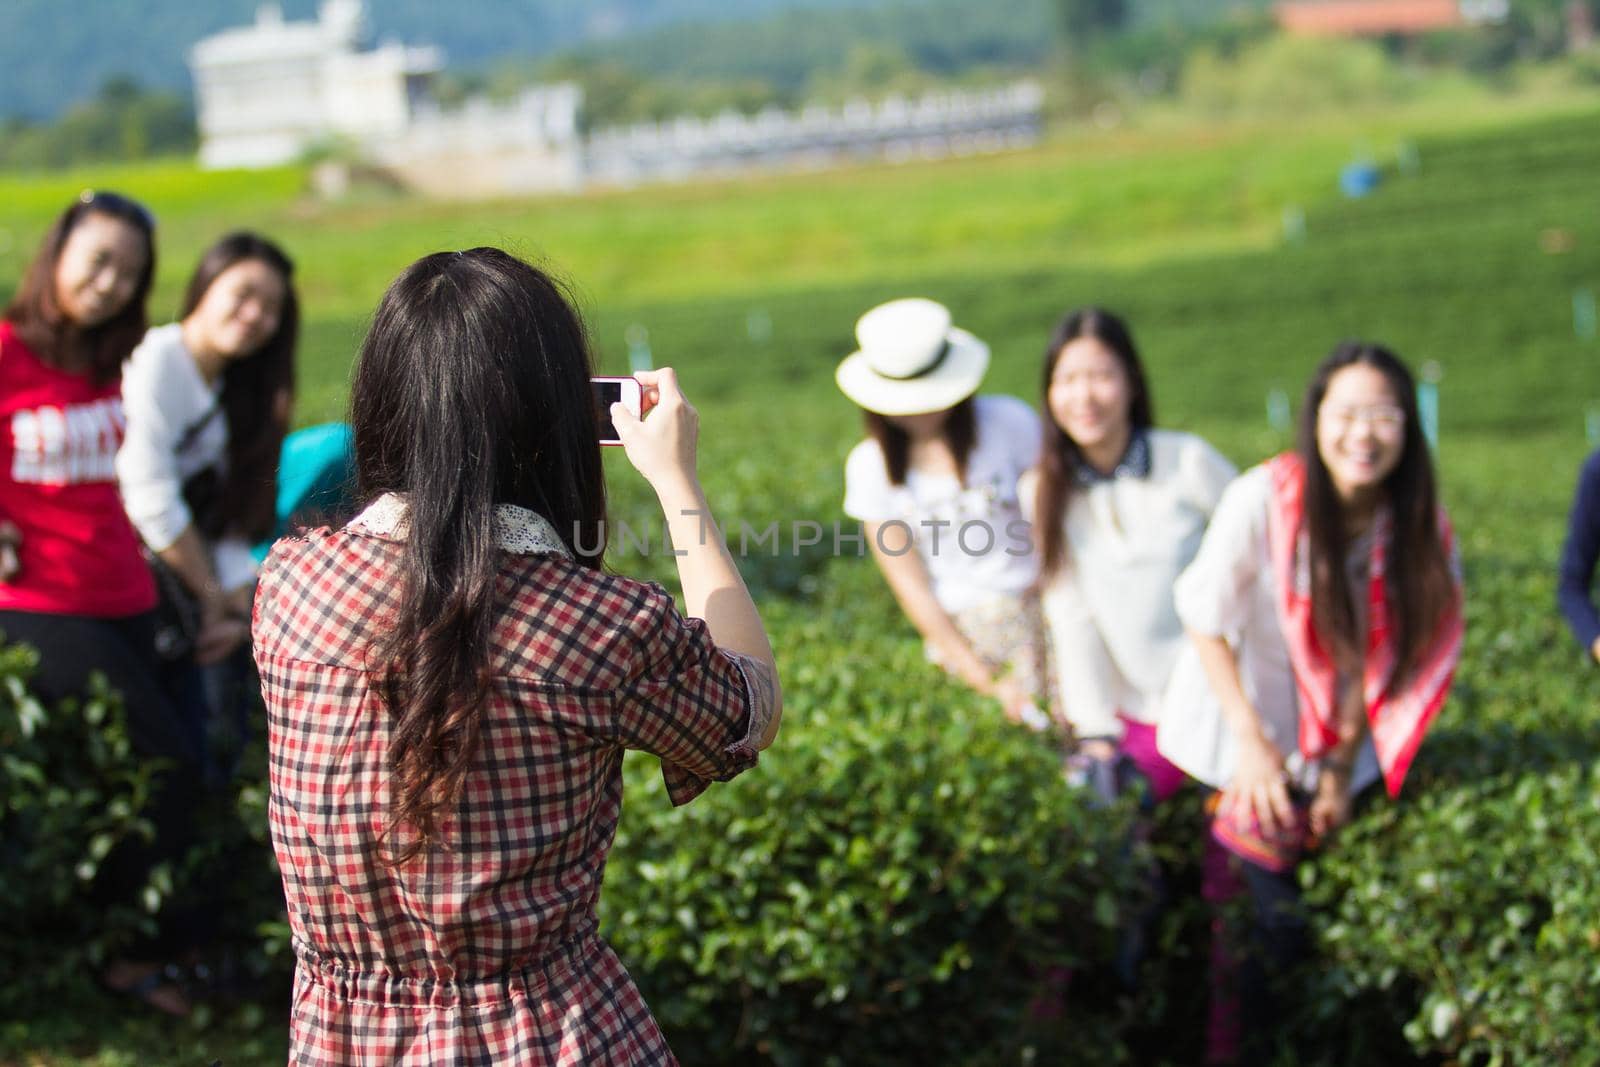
left=591, top=376, right=642, bottom=446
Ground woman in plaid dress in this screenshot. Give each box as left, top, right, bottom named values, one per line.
left=253, top=248, right=781, bottom=1065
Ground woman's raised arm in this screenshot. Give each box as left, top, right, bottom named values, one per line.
left=611, top=367, right=781, bottom=748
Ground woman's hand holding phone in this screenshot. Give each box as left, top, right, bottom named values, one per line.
left=610, top=368, right=700, bottom=497
left=612, top=368, right=782, bottom=743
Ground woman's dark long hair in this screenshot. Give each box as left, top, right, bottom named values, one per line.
left=350, top=248, right=608, bottom=865
left=180, top=232, right=298, bottom=542
left=1298, top=341, right=1454, bottom=692
left=3, top=191, right=156, bottom=385
left=863, top=398, right=977, bottom=487
left=1033, top=307, right=1153, bottom=577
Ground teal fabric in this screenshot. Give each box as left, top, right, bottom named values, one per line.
left=251, top=423, right=355, bottom=562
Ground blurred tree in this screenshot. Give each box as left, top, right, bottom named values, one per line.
left=529, top=56, right=786, bottom=128
left=1495, top=0, right=1600, bottom=54
left=0, top=74, right=194, bottom=169
left=534, top=58, right=674, bottom=127
left=806, top=42, right=934, bottom=102
left=1055, top=0, right=1130, bottom=52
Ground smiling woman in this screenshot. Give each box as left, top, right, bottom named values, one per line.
left=52, top=211, right=150, bottom=331
left=117, top=232, right=298, bottom=777
left=0, top=191, right=209, bottom=1016
left=1022, top=307, right=1235, bottom=792
left=1155, top=340, right=1465, bottom=1061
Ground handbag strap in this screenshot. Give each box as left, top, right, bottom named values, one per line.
left=177, top=401, right=223, bottom=454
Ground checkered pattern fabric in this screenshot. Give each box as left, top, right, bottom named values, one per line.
left=254, top=523, right=774, bottom=1065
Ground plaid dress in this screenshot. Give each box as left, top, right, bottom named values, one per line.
left=253, top=496, right=776, bottom=1066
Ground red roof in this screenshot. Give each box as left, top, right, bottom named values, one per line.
left=1277, top=0, right=1465, bottom=35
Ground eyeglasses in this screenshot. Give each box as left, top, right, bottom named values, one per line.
left=78, top=189, right=156, bottom=231
left=1323, top=404, right=1405, bottom=432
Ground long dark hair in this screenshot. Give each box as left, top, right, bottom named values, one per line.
left=863, top=397, right=978, bottom=486
left=181, top=232, right=298, bottom=542
left=1033, top=307, right=1154, bottom=577
left=1298, top=341, right=1454, bottom=691
left=3, top=191, right=156, bottom=385
left=350, top=248, right=608, bottom=864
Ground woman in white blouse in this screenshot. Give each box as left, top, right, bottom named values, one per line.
left=1157, top=342, right=1464, bottom=1062
left=118, top=233, right=297, bottom=694
left=1022, top=307, right=1235, bottom=793
left=838, top=298, right=1048, bottom=727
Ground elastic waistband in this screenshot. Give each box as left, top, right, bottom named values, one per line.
left=293, top=928, right=598, bottom=1009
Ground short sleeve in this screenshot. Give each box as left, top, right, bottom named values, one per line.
left=843, top=439, right=896, bottom=522
left=1173, top=465, right=1270, bottom=639
left=612, top=586, right=776, bottom=806
left=1017, top=468, right=1040, bottom=524
left=984, top=394, right=1043, bottom=473
left=250, top=535, right=302, bottom=660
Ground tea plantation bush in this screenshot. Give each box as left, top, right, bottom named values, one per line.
left=1293, top=518, right=1600, bottom=1067
left=0, top=638, right=163, bottom=1013
left=0, top=635, right=291, bottom=1023
left=603, top=561, right=1145, bottom=1064
left=1306, top=766, right=1600, bottom=1066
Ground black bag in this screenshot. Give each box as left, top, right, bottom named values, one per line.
left=146, top=405, right=227, bottom=663
left=147, top=545, right=202, bottom=662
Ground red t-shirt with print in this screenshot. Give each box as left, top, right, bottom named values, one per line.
left=0, top=319, right=155, bottom=617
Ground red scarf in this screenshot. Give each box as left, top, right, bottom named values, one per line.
left=1265, top=452, right=1463, bottom=797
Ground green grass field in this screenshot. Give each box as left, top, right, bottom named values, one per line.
left=3, top=83, right=1599, bottom=1063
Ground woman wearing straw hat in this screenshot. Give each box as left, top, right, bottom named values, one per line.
left=837, top=297, right=1052, bottom=728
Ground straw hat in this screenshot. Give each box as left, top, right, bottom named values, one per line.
left=834, top=298, right=990, bottom=416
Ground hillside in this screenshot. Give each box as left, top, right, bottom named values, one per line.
left=0, top=0, right=881, bottom=121
left=1, top=0, right=1272, bottom=123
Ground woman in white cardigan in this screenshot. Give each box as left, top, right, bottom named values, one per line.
left=1022, top=307, right=1235, bottom=795
left=118, top=233, right=296, bottom=761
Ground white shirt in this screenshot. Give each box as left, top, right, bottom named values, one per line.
left=117, top=323, right=259, bottom=593
left=1021, top=429, right=1236, bottom=738
left=842, top=394, right=1041, bottom=613
left=1155, top=464, right=1381, bottom=795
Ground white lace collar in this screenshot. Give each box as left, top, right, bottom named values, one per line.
left=347, top=492, right=572, bottom=558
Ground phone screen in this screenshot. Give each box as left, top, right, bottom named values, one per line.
left=592, top=379, right=623, bottom=444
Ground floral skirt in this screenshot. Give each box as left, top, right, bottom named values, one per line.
left=925, top=589, right=1055, bottom=725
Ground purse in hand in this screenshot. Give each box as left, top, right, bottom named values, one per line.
left=146, top=547, right=202, bottom=663
left=144, top=451, right=225, bottom=664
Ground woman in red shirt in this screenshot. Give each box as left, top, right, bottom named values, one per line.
left=0, top=192, right=202, bottom=1015
left=254, top=248, right=780, bottom=1064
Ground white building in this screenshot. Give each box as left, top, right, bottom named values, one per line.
left=189, top=1, right=1044, bottom=198
left=373, top=84, right=587, bottom=196
left=191, top=0, right=443, bottom=169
